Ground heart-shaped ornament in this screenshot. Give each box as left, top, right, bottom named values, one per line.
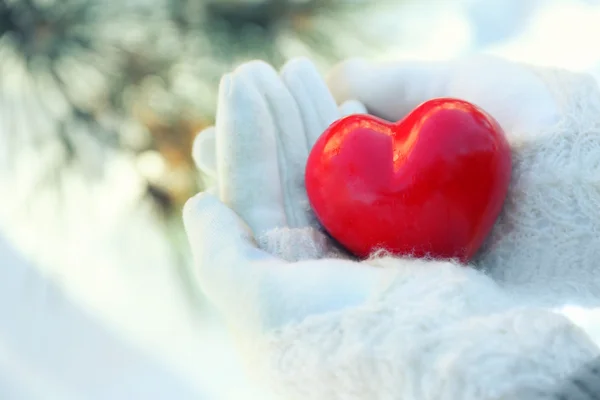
left=305, top=98, right=511, bottom=262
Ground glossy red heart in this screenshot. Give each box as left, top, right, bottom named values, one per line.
left=305, top=98, right=511, bottom=262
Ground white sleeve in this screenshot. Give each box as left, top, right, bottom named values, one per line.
left=240, top=257, right=599, bottom=400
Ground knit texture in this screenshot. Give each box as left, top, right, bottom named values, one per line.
left=475, top=67, right=600, bottom=307
left=245, top=68, right=600, bottom=400
left=239, top=256, right=598, bottom=400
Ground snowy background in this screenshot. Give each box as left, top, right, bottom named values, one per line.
left=2, top=0, right=600, bottom=399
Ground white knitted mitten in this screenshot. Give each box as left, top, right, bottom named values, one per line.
left=184, top=56, right=600, bottom=400
left=329, top=55, right=600, bottom=315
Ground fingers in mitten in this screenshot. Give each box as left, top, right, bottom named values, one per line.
left=215, top=72, right=288, bottom=234
left=444, top=56, right=560, bottom=134
left=233, top=60, right=312, bottom=229
left=326, top=58, right=450, bottom=122
left=183, top=192, right=276, bottom=323
left=193, top=126, right=218, bottom=191
left=339, top=99, right=368, bottom=117
left=281, top=58, right=340, bottom=148
left=193, top=126, right=217, bottom=176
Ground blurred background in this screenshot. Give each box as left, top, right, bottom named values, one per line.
left=1, top=0, right=600, bottom=399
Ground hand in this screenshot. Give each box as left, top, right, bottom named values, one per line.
left=187, top=59, right=387, bottom=332
left=192, top=59, right=366, bottom=263
left=328, top=55, right=600, bottom=306
left=184, top=57, right=600, bottom=399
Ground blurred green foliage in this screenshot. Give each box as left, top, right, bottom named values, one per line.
left=0, top=0, right=381, bottom=215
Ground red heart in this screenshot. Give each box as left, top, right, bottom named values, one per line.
left=305, top=98, right=511, bottom=263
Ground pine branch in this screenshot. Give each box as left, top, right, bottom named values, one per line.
left=0, top=0, right=384, bottom=218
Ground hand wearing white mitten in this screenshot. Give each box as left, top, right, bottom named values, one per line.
left=184, top=57, right=600, bottom=400
left=328, top=56, right=600, bottom=307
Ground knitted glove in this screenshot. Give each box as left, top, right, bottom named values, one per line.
left=184, top=56, right=600, bottom=400
left=328, top=55, right=600, bottom=308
